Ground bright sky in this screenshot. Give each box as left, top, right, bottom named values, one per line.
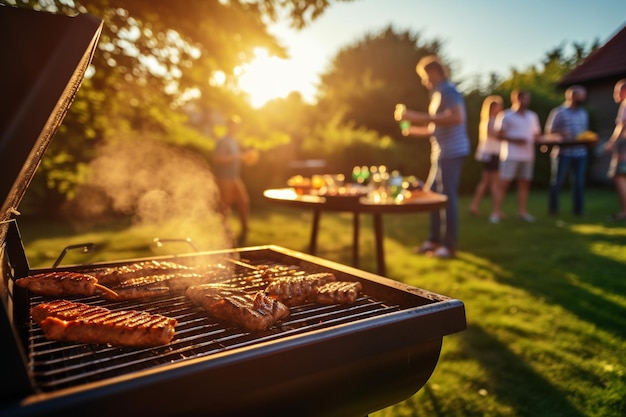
left=239, top=0, right=626, bottom=107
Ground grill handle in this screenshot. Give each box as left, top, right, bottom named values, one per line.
left=53, top=242, right=96, bottom=268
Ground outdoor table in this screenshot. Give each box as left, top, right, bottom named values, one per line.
left=263, top=188, right=447, bottom=276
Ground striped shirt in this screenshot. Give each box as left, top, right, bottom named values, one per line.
left=545, top=105, right=589, bottom=157
left=429, top=81, right=470, bottom=160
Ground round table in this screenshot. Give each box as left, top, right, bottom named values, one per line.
left=263, top=188, right=448, bottom=276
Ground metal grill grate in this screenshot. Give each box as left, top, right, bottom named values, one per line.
left=26, top=259, right=402, bottom=392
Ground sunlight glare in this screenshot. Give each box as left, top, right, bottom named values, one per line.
left=238, top=47, right=313, bottom=108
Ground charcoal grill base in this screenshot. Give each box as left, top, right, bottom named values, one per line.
left=7, top=335, right=441, bottom=417
left=2, top=228, right=465, bottom=417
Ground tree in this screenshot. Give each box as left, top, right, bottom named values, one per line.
left=2, top=0, right=351, bottom=215
left=314, top=26, right=444, bottom=138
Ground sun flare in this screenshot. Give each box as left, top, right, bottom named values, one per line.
left=238, top=47, right=312, bottom=108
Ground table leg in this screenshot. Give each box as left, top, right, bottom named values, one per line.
left=352, top=213, right=360, bottom=268
left=309, top=209, right=321, bottom=255
left=373, top=213, right=386, bottom=276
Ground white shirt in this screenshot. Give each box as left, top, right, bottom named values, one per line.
left=496, top=109, right=541, bottom=162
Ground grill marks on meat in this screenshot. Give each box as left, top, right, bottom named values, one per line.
left=204, top=292, right=290, bottom=332
left=265, top=272, right=363, bottom=306
left=101, top=272, right=230, bottom=301
left=185, top=284, right=290, bottom=332
left=31, top=300, right=177, bottom=347
left=314, top=281, right=363, bottom=304
left=15, top=272, right=118, bottom=299
left=264, top=272, right=337, bottom=306
left=90, top=260, right=197, bottom=286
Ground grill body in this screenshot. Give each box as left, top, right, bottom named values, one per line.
left=1, top=225, right=465, bottom=417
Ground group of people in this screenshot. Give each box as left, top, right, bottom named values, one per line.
left=470, top=86, right=589, bottom=224
left=395, top=54, right=626, bottom=259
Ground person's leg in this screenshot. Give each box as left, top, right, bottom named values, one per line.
left=517, top=179, right=530, bottom=216
left=440, top=156, right=465, bottom=254
left=487, top=169, right=501, bottom=216
left=216, top=179, right=236, bottom=245
left=615, top=174, right=626, bottom=217
left=491, top=160, right=512, bottom=221
left=469, top=168, right=488, bottom=214
left=571, top=155, right=587, bottom=215
left=427, top=161, right=442, bottom=246
left=549, top=155, right=569, bottom=215
left=232, top=178, right=250, bottom=245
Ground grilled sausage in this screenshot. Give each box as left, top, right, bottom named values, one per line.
left=313, top=281, right=362, bottom=304
left=264, top=272, right=337, bottom=306
left=15, top=271, right=117, bottom=298
left=31, top=299, right=177, bottom=347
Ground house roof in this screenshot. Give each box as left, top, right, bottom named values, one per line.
left=558, top=22, right=626, bottom=86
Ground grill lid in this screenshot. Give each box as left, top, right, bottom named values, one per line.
left=0, top=5, right=103, bottom=222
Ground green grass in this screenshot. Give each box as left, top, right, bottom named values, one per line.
left=17, top=187, right=626, bottom=417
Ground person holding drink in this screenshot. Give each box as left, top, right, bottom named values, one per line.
left=394, top=55, right=470, bottom=259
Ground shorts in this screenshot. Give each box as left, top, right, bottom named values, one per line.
left=499, top=159, right=534, bottom=181
left=216, top=178, right=249, bottom=207
left=482, top=154, right=500, bottom=172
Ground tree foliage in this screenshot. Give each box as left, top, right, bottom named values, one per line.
left=2, top=0, right=349, bottom=216
left=314, top=26, right=444, bottom=138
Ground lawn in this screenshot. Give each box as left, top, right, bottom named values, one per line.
left=17, top=187, right=626, bottom=417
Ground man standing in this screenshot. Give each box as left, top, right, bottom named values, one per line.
left=213, top=115, right=250, bottom=246
left=491, top=90, right=541, bottom=223
left=545, top=85, right=590, bottom=216
left=394, top=55, right=470, bottom=259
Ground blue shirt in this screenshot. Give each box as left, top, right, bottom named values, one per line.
left=545, top=104, right=589, bottom=158
left=429, top=81, right=471, bottom=160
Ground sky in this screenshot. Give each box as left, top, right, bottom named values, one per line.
left=239, top=0, right=626, bottom=107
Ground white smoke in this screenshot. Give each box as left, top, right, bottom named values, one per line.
left=67, top=138, right=231, bottom=252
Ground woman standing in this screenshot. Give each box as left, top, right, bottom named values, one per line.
left=469, top=95, right=503, bottom=217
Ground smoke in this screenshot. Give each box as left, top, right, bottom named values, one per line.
left=67, top=138, right=231, bottom=252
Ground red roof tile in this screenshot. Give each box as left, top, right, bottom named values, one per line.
left=558, top=22, right=626, bottom=86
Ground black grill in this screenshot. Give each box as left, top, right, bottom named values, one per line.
left=27, top=258, right=404, bottom=392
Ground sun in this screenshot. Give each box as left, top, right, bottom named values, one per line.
left=237, top=47, right=311, bottom=108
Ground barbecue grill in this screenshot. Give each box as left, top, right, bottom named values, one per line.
left=0, top=5, right=466, bottom=417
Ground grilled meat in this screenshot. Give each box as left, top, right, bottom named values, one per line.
left=15, top=271, right=118, bottom=299
left=206, top=292, right=289, bottom=332
left=89, top=260, right=195, bottom=285
left=101, top=272, right=230, bottom=301
left=264, top=272, right=337, bottom=306
left=31, top=299, right=177, bottom=347
left=100, top=275, right=172, bottom=301
left=186, top=284, right=289, bottom=332
left=185, top=282, right=242, bottom=304
left=314, top=281, right=362, bottom=304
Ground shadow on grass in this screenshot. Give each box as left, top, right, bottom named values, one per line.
left=468, top=223, right=626, bottom=340
left=426, top=323, right=588, bottom=417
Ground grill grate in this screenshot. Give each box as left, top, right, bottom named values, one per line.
left=26, top=259, right=402, bottom=392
